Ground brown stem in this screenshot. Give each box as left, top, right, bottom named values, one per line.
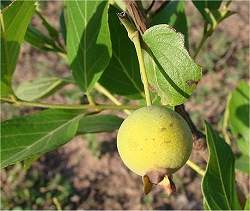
left=124, top=0, right=148, bottom=33
left=175, top=104, right=206, bottom=150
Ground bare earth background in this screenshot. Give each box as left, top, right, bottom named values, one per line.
left=1, top=1, right=249, bottom=210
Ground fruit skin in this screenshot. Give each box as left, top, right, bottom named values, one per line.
left=117, top=106, right=193, bottom=177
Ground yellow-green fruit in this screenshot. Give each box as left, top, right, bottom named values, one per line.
left=117, top=106, right=193, bottom=176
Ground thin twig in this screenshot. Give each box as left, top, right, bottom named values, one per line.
left=0, top=97, right=139, bottom=111
left=124, top=0, right=148, bottom=34
left=193, top=33, right=209, bottom=60
left=95, top=83, right=131, bottom=115
left=175, top=104, right=206, bottom=150
left=186, top=160, right=205, bottom=176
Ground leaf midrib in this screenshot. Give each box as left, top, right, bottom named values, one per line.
left=208, top=127, right=231, bottom=209
left=1, top=113, right=84, bottom=167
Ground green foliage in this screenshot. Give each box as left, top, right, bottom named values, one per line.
left=228, top=81, right=250, bottom=141
left=151, top=0, right=189, bottom=48
left=25, top=26, right=63, bottom=52
left=143, top=24, right=202, bottom=106
left=0, top=1, right=247, bottom=209
left=59, top=10, right=67, bottom=44
left=1, top=0, right=36, bottom=97
left=227, top=81, right=250, bottom=173
left=15, top=77, right=67, bottom=101
left=192, top=0, right=234, bottom=32
left=202, top=122, right=241, bottom=210
left=192, top=0, right=222, bottom=19
left=77, top=114, right=123, bottom=134
left=65, top=0, right=111, bottom=92
left=1, top=109, right=84, bottom=168
left=100, top=6, right=144, bottom=98
left=1, top=110, right=123, bottom=168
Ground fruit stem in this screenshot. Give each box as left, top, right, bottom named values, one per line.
left=118, top=12, right=152, bottom=107
left=0, top=97, right=139, bottom=111
left=133, top=32, right=152, bottom=106
left=95, top=83, right=131, bottom=115
left=186, top=159, right=205, bottom=176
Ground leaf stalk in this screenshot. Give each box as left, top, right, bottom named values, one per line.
left=186, top=159, right=205, bottom=176
left=95, top=83, right=131, bottom=115
left=118, top=12, right=152, bottom=106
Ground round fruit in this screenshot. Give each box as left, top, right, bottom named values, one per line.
left=117, top=105, right=193, bottom=177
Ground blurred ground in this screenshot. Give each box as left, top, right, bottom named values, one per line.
left=1, top=1, right=249, bottom=210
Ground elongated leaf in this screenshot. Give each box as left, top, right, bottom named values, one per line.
left=77, top=114, right=123, bottom=134
left=100, top=6, right=144, bottom=99
left=60, top=10, right=67, bottom=44
left=1, top=0, right=36, bottom=97
left=142, top=24, right=202, bottom=106
left=225, top=81, right=250, bottom=173
left=35, top=10, right=59, bottom=40
left=192, top=0, right=222, bottom=19
left=228, top=81, right=250, bottom=142
left=65, top=0, right=111, bottom=92
left=192, top=1, right=234, bottom=29
left=1, top=109, right=84, bottom=168
left=15, top=77, right=67, bottom=101
left=202, top=122, right=241, bottom=210
left=151, top=0, right=189, bottom=49
left=25, top=25, right=62, bottom=52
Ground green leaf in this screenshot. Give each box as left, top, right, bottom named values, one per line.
left=228, top=81, right=250, bottom=142
left=1, top=0, right=36, bottom=97
left=14, top=77, right=67, bottom=101
left=204, top=9, right=235, bottom=29
left=202, top=122, right=241, bottom=210
left=142, top=24, right=202, bottom=106
left=100, top=6, right=144, bottom=98
left=0, top=0, right=11, bottom=9
left=192, top=0, right=222, bottom=19
left=1, top=109, right=84, bottom=168
left=77, top=114, right=123, bottom=134
left=226, top=81, right=249, bottom=174
left=192, top=1, right=234, bottom=29
left=25, top=25, right=62, bottom=52
left=35, top=10, right=60, bottom=40
left=235, top=155, right=250, bottom=174
left=151, top=0, right=189, bottom=49
left=245, top=196, right=250, bottom=210
left=65, top=0, right=111, bottom=92
left=60, top=10, right=67, bottom=44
